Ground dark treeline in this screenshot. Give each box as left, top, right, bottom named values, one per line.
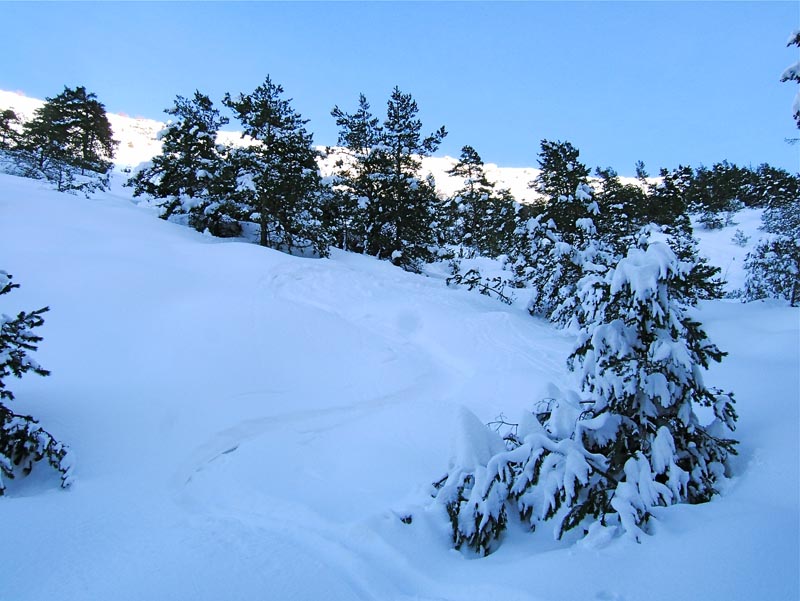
left=1, top=80, right=797, bottom=299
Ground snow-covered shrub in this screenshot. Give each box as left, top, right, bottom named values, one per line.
left=446, top=259, right=515, bottom=305
left=0, top=271, right=73, bottom=494
left=432, top=240, right=736, bottom=553
left=1, top=407, right=73, bottom=494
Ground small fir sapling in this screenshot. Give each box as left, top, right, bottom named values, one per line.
left=0, top=272, right=73, bottom=494
left=731, top=229, right=750, bottom=247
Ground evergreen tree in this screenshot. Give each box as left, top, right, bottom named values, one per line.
left=444, top=145, right=517, bottom=257
left=187, top=146, right=248, bottom=238
left=127, top=91, right=229, bottom=222
left=744, top=180, right=800, bottom=305
left=433, top=240, right=737, bottom=552
left=0, top=109, right=20, bottom=150
left=648, top=167, right=725, bottom=301
left=743, top=238, right=800, bottom=305
left=331, top=87, right=446, bottom=271
left=530, top=139, right=592, bottom=238
left=18, top=86, right=117, bottom=192
left=746, top=164, right=800, bottom=208
left=634, top=160, right=649, bottom=181
left=593, top=166, right=650, bottom=255
left=329, top=93, right=383, bottom=252
left=224, top=76, right=331, bottom=256
left=681, top=162, right=747, bottom=229
left=518, top=141, right=613, bottom=326
left=0, top=272, right=73, bottom=494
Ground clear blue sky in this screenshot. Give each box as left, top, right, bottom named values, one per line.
left=1, top=1, right=798, bottom=175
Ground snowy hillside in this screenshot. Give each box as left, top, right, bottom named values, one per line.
left=0, top=170, right=797, bottom=600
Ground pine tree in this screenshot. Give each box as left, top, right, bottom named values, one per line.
left=634, top=160, right=649, bottom=181
left=569, top=240, right=737, bottom=509
left=331, top=87, right=446, bottom=271
left=530, top=140, right=592, bottom=238
left=445, top=145, right=517, bottom=257
left=127, top=91, right=229, bottom=221
left=593, top=166, right=649, bottom=255
left=18, top=86, right=117, bottom=192
left=747, top=164, right=800, bottom=208
left=224, top=76, right=331, bottom=256
left=0, top=272, right=73, bottom=494
left=0, top=109, right=20, bottom=150
left=682, top=162, right=747, bottom=229
left=329, top=93, right=383, bottom=252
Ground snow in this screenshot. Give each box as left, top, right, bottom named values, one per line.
left=692, top=208, right=766, bottom=293
left=610, top=241, right=676, bottom=301
left=0, top=161, right=797, bottom=597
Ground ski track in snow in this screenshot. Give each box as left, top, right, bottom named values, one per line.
left=176, top=370, right=447, bottom=490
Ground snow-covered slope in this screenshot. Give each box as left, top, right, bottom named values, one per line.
left=0, top=171, right=796, bottom=600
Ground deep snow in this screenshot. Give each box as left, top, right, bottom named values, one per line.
left=0, top=172, right=797, bottom=601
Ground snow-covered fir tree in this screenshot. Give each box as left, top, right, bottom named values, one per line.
left=223, top=76, right=331, bottom=256
left=528, top=139, right=591, bottom=235
left=0, top=272, right=73, bottom=495
left=432, top=238, right=737, bottom=554
left=685, top=162, right=747, bottom=230
left=126, top=90, right=230, bottom=224
left=743, top=238, right=800, bottom=306
left=747, top=164, right=800, bottom=208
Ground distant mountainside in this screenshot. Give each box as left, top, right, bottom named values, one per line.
left=0, top=89, right=649, bottom=204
